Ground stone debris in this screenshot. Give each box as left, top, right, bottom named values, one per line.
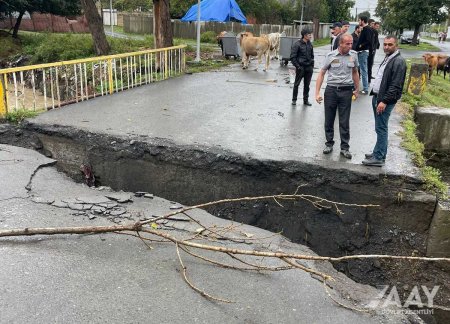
left=52, top=200, right=68, bottom=208
left=144, top=193, right=154, bottom=199
left=134, top=191, right=148, bottom=197
left=72, top=211, right=87, bottom=217
left=76, top=196, right=111, bottom=205
left=91, top=206, right=107, bottom=214
left=68, top=203, right=93, bottom=211
left=98, top=201, right=118, bottom=209
left=31, top=196, right=55, bottom=205
left=170, top=205, right=183, bottom=210
left=105, top=193, right=133, bottom=203
left=110, top=207, right=127, bottom=216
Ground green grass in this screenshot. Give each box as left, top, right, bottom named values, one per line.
left=398, top=41, right=440, bottom=51
left=3, top=109, right=40, bottom=124
left=398, top=67, right=449, bottom=197
left=185, top=59, right=231, bottom=73
left=313, top=37, right=331, bottom=47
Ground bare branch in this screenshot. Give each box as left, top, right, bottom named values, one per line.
left=175, top=243, right=234, bottom=303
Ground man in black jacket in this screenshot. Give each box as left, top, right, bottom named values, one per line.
left=290, top=28, right=314, bottom=106
left=362, top=36, right=406, bottom=167
left=367, top=19, right=380, bottom=83
left=355, top=16, right=373, bottom=94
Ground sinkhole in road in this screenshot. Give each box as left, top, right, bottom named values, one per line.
left=1, top=123, right=448, bottom=323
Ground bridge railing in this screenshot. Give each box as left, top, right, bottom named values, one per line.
left=0, top=45, right=186, bottom=116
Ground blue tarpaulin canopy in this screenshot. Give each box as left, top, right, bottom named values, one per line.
left=181, top=0, right=247, bottom=24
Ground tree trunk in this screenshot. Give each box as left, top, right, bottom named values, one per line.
left=412, top=24, right=421, bottom=46
left=12, top=11, right=25, bottom=38
left=153, top=0, right=173, bottom=49
left=81, top=0, right=110, bottom=55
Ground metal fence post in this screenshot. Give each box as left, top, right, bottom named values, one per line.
left=108, top=58, right=114, bottom=94
left=0, top=74, right=8, bottom=116
left=164, top=50, right=168, bottom=79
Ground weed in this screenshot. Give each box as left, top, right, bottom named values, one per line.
left=3, top=109, right=40, bottom=124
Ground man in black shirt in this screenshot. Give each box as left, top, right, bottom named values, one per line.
left=355, top=16, right=373, bottom=94
left=290, top=28, right=314, bottom=106
left=368, top=19, right=380, bottom=82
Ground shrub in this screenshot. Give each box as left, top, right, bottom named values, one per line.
left=200, top=31, right=217, bottom=44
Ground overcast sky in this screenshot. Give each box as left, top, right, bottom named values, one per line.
left=352, top=0, right=379, bottom=19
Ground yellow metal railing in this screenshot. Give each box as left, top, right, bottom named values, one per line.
left=0, top=45, right=186, bottom=116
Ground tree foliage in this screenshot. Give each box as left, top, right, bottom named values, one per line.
left=100, top=0, right=152, bottom=12
left=326, top=0, right=354, bottom=22
left=376, top=0, right=449, bottom=44
left=0, top=0, right=80, bottom=37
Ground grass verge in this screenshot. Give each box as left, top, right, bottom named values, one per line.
left=399, top=94, right=448, bottom=198
left=398, top=41, right=440, bottom=51
left=3, top=109, right=40, bottom=124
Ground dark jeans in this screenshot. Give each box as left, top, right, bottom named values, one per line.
left=324, top=86, right=353, bottom=150
left=368, top=50, right=376, bottom=81
left=371, top=95, right=396, bottom=160
left=292, top=65, right=313, bottom=102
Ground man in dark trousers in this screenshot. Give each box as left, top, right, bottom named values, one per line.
left=367, top=19, right=380, bottom=83
left=363, top=36, right=406, bottom=167
left=291, top=28, right=314, bottom=106
left=315, top=34, right=360, bottom=159
left=355, top=16, right=373, bottom=94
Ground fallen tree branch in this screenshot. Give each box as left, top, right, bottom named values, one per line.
left=176, top=243, right=234, bottom=303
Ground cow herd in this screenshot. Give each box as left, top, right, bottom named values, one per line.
left=422, top=53, right=450, bottom=80
left=217, top=31, right=282, bottom=71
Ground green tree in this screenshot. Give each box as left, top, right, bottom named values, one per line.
left=1, top=0, right=80, bottom=38
left=376, top=0, right=448, bottom=44
left=100, top=0, right=152, bottom=12
left=170, top=0, right=196, bottom=19
left=296, top=0, right=329, bottom=22
left=326, top=0, right=354, bottom=22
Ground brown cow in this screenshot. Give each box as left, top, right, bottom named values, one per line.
left=423, top=53, right=449, bottom=79
left=240, top=33, right=270, bottom=71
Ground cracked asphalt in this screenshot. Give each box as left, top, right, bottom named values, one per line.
left=0, top=144, right=419, bottom=323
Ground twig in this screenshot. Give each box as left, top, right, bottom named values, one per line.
left=179, top=245, right=258, bottom=271
left=322, top=280, right=369, bottom=313
left=281, top=257, right=333, bottom=281
left=226, top=253, right=293, bottom=271
left=175, top=243, right=234, bottom=303
left=142, top=194, right=380, bottom=225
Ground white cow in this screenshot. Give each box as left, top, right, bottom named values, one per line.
left=267, top=33, right=281, bottom=60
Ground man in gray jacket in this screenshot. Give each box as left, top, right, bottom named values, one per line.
left=362, top=35, right=407, bottom=167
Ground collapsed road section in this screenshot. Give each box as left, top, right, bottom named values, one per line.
left=2, top=120, right=448, bottom=322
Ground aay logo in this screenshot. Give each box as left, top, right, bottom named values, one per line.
left=367, top=285, right=439, bottom=314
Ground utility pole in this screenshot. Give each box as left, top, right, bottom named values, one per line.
left=299, top=0, right=305, bottom=32
left=195, top=0, right=201, bottom=62
left=110, top=0, right=114, bottom=36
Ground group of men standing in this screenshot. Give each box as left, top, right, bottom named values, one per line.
left=289, top=17, right=407, bottom=167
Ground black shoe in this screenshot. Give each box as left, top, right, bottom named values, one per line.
left=365, top=153, right=386, bottom=161
left=323, top=146, right=333, bottom=154
left=362, top=157, right=385, bottom=167
left=340, top=150, right=352, bottom=159
left=303, top=101, right=312, bottom=106
left=291, top=100, right=297, bottom=106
